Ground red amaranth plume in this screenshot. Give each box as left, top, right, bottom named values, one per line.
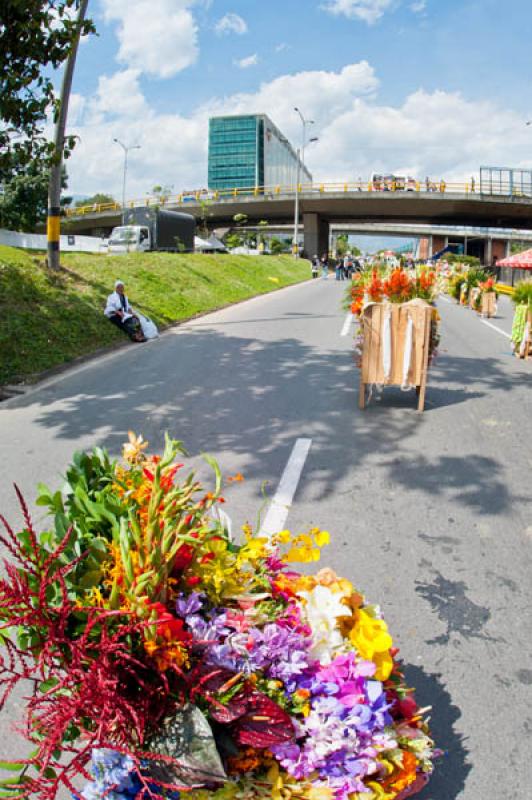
left=0, top=494, right=186, bottom=800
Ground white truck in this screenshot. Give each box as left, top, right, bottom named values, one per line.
left=108, top=208, right=196, bottom=254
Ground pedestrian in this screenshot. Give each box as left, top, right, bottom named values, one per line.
left=471, top=176, right=476, bottom=192
left=321, top=253, right=329, bottom=279
left=344, top=253, right=355, bottom=281
left=335, top=255, right=344, bottom=281
left=311, top=255, right=319, bottom=279
left=104, top=280, right=146, bottom=342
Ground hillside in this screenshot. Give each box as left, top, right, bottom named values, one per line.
left=0, top=247, right=310, bottom=386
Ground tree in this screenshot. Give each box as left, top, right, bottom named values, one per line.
left=151, top=184, right=173, bottom=206
left=0, top=161, right=68, bottom=231
left=224, top=233, right=244, bottom=250
left=198, top=197, right=213, bottom=237
left=0, top=1, right=95, bottom=181
left=269, top=236, right=287, bottom=255
left=75, top=193, right=115, bottom=208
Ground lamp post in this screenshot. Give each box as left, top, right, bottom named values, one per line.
left=113, top=139, right=141, bottom=222
left=294, top=107, right=314, bottom=166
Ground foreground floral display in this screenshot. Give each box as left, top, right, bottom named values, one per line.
left=0, top=435, right=439, bottom=800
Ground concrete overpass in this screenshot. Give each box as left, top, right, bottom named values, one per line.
left=64, top=185, right=532, bottom=258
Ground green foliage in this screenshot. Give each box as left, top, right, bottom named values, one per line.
left=445, top=254, right=481, bottom=267
left=75, top=193, right=115, bottom=208
left=224, top=233, right=244, bottom=250
left=269, top=237, right=286, bottom=255
left=512, top=280, right=532, bottom=307
left=0, top=1, right=95, bottom=181
left=0, top=246, right=310, bottom=384
left=0, top=162, right=68, bottom=231
left=35, top=448, right=125, bottom=595
left=336, top=234, right=349, bottom=257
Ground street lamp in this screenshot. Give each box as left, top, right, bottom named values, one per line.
left=113, top=138, right=141, bottom=222
left=294, top=107, right=315, bottom=166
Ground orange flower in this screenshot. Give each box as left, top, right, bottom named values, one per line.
left=382, top=750, right=419, bottom=793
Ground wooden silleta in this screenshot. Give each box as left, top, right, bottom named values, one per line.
left=359, top=300, right=433, bottom=412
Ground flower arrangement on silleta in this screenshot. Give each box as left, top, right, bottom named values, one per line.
left=0, top=435, right=440, bottom=800
left=348, top=268, right=438, bottom=318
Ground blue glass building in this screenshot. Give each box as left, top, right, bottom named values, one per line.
left=208, top=114, right=312, bottom=191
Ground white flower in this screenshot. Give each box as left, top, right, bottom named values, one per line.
left=298, top=584, right=348, bottom=663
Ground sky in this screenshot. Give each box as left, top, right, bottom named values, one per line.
left=62, top=0, right=532, bottom=201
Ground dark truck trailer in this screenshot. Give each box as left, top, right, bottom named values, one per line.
left=124, top=207, right=196, bottom=252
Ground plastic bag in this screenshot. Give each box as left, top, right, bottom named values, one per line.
left=137, top=313, right=159, bottom=339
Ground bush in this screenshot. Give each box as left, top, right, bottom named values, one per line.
left=512, top=280, right=532, bottom=306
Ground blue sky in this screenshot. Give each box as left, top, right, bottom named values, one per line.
left=63, top=0, right=532, bottom=199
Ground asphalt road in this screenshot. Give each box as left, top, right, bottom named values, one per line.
left=1, top=277, right=531, bottom=799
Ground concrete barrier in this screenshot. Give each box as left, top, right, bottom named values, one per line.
left=0, top=228, right=107, bottom=254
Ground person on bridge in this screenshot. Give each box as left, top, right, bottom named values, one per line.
left=104, top=280, right=146, bottom=342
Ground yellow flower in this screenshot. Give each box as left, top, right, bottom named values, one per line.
left=349, top=608, right=393, bottom=681
left=308, top=787, right=335, bottom=800
left=312, top=528, right=330, bottom=547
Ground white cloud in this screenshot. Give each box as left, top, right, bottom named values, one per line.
left=89, top=69, right=148, bottom=121
left=100, top=0, right=199, bottom=78
left=234, top=53, right=259, bottom=69
left=64, top=61, right=532, bottom=202
left=322, top=0, right=394, bottom=24
left=410, top=1, right=426, bottom=13
left=215, top=13, right=248, bottom=35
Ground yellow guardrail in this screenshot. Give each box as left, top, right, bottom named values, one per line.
left=495, top=283, right=515, bottom=296
left=65, top=180, right=532, bottom=218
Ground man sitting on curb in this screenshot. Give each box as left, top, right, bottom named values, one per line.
left=104, top=280, right=146, bottom=342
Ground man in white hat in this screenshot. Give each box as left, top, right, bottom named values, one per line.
left=104, top=280, right=145, bottom=342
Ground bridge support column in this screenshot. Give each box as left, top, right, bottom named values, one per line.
left=303, top=213, right=329, bottom=259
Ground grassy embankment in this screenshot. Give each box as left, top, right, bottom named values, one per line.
left=0, top=246, right=310, bottom=386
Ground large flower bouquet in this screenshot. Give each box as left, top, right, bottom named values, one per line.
left=347, top=267, right=439, bottom=318
left=0, top=436, right=439, bottom=800
left=346, top=268, right=441, bottom=370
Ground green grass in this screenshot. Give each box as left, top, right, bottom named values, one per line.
left=0, top=247, right=310, bottom=385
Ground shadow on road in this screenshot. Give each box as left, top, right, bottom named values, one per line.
left=404, top=665, right=470, bottom=800
left=3, top=325, right=523, bottom=513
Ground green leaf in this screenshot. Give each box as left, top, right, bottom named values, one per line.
left=78, top=569, right=102, bottom=589
left=0, top=764, right=24, bottom=773
left=202, top=453, right=222, bottom=497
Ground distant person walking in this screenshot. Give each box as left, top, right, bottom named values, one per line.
left=104, top=280, right=146, bottom=342
left=321, top=253, right=329, bottom=279
left=335, top=256, right=344, bottom=281
left=311, top=255, right=320, bottom=279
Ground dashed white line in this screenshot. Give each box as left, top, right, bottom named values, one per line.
left=341, top=313, right=353, bottom=337
left=479, top=319, right=511, bottom=339
left=259, top=438, right=312, bottom=539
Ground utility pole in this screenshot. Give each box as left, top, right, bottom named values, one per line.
left=47, top=0, right=89, bottom=270
left=293, top=148, right=301, bottom=257
left=114, top=139, right=141, bottom=223
left=294, top=107, right=314, bottom=167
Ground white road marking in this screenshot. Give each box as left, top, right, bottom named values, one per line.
left=480, top=319, right=511, bottom=340
left=259, top=438, right=312, bottom=539
left=341, top=313, right=353, bottom=337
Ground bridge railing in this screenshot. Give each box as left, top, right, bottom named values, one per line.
left=65, top=179, right=532, bottom=218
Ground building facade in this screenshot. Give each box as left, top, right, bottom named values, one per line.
left=208, top=114, right=312, bottom=191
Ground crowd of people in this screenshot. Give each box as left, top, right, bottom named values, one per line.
left=311, top=252, right=362, bottom=280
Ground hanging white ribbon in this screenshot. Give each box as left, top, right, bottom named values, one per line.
left=382, top=306, right=392, bottom=381
left=520, top=320, right=530, bottom=357
left=401, top=314, right=414, bottom=391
